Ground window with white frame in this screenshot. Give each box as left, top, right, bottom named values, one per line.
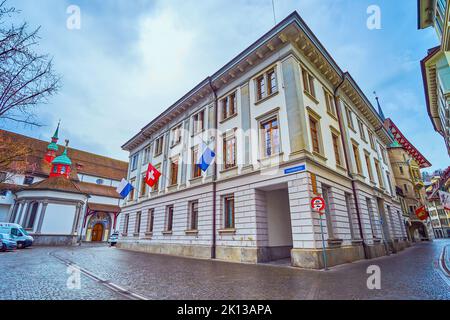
left=221, top=91, right=237, bottom=121
left=131, top=154, right=139, bottom=171
left=259, top=115, right=280, bottom=158
left=154, top=136, right=164, bottom=156
left=192, top=110, right=205, bottom=135
left=171, top=124, right=182, bottom=146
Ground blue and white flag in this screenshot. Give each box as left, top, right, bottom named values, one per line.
left=196, top=143, right=216, bottom=172
left=116, top=178, right=134, bottom=198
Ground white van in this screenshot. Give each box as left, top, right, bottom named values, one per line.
left=0, top=223, right=34, bottom=248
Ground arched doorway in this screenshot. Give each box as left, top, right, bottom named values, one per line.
left=91, top=223, right=104, bottom=242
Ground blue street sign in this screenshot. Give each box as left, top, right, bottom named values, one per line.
left=284, top=164, right=306, bottom=175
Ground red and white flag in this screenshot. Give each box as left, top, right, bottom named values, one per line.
left=145, top=163, right=161, bottom=188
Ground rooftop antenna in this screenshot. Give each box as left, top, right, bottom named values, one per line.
left=271, top=0, right=277, bottom=25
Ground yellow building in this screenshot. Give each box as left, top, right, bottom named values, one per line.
left=384, top=119, right=433, bottom=241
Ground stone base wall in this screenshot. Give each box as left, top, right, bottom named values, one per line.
left=291, top=245, right=365, bottom=269
left=117, top=241, right=212, bottom=259
left=32, top=234, right=78, bottom=246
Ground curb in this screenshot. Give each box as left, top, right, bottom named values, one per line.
left=440, top=246, right=450, bottom=277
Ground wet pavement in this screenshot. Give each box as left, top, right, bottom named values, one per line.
left=1, top=240, right=449, bottom=300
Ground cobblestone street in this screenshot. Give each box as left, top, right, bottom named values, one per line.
left=1, top=240, right=449, bottom=300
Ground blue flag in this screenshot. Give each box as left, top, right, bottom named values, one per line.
left=196, top=143, right=215, bottom=172
left=116, top=178, right=134, bottom=198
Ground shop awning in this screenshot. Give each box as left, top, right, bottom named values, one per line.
left=87, top=203, right=121, bottom=213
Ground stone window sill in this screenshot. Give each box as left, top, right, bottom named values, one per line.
left=220, top=113, right=238, bottom=124
left=218, top=228, right=236, bottom=235
left=162, top=231, right=173, bottom=236
left=145, top=232, right=153, bottom=237
left=220, top=166, right=238, bottom=174
left=185, top=229, right=199, bottom=235
left=327, top=238, right=343, bottom=247
left=312, top=151, right=328, bottom=162
left=327, top=110, right=338, bottom=121
left=255, top=91, right=279, bottom=106
left=303, top=90, right=319, bottom=104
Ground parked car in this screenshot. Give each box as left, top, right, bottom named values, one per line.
left=0, top=233, right=17, bottom=251
left=108, top=232, right=119, bottom=246
left=0, top=223, right=34, bottom=249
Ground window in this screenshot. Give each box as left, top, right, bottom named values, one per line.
left=345, top=193, right=355, bottom=240
left=352, top=143, right=362, bottom=175
left=365, top=153, right=374, bottom=181
left=386, top=172, right=394, bottom=196
left=131, top=154, right=139, bottom=171
left=404, top=184, right=408, bottom=193
left=165, top=205, right=174, bottom=232
left=147, top=209, right=154, bottom=233
left=152, top=164, right=161, bottom=192
left=142, top=145, right=151, bottom=164
left=129, top=178, right=136, bottom=200
left=191, top=147, right=202, bottom=178
left=221, top=92, right=237, bottom=121
left=255, top=68, right=277, bottom=101
left=169, top=158, right=179, bottom=186
left=379, top=144, right=387, bottom=164
left=123, top=213, right=130, bottom=235
left=374, top=159, right=384, bottom=188
left=223, top=195, right=235, bottom=229
left=96, top=178, right=104, bottom=185
left=256, top=75, right=266, bottom=101
left=324, top=89, right=336, bottom=116
left=154, top=136, right=164, bottom=156
left=345, top=106, right=354, bottom=129
left=260, top=116, right=280, bottom=158
left=193, top=110, right=205, bottom=134
left=135, top=211, right=142, bottom=234
left=399, top=166, right=404, bottom=175
left=368, top=131, right=375, bottom=149
left=302, top=68, right=316, bottom=98
left=171, top=124, right=182, bottom=146
left=23, top=176, right=34, bottom=185
left=140, top=174, right=147, bottom=197
left=267, top=69, right=277, bottom=96
left=357, top=119, right=366, bottom=141
left=223, top=134, right=237, bottom=169
left=24, top=202, right=39, bottom=229
left=309, top=117, right=321, bottom=154
left=0, top=172, right=6, bottom=181
left=366, top=198, right=377, bottom=238
left=332, top=133, right=341, bottom=166
left=188, top=201, right=199, bottom=231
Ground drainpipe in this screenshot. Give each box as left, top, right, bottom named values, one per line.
left=333, top=76, right=368, bottom=259
left=208, top=76, right=218, bottom=259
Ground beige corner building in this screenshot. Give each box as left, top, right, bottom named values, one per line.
left=118, top=12, right=409, bottom=269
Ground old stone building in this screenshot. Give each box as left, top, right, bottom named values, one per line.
left=0, top=126, right=128, bottom=245
left=118, top=11, right=409, bottom=269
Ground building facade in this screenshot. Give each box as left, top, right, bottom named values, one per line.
left=383, top=118, right=433, bottom=241
left=419, top=0, right=450, bottom=155
left=427, top=167, right=450, bottom=238
left=118, top=12, right=409, bottom=269
left=0, top=127, right=128, bottom=245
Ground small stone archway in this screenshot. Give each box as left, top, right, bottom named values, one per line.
left=408, top=221, right=429, bottom=242
left=86, top=212, right=112, bottom=242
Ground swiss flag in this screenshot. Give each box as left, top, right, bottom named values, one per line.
left=145, top=163, right=161, bottom=188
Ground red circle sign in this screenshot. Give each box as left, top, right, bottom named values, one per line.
left=311, top=197, right=325, bottom=213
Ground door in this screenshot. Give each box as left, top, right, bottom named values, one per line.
left=91, top=223, right=104, bottom=242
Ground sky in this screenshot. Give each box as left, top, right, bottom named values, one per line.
left=2, top=0, right=448, bottom=171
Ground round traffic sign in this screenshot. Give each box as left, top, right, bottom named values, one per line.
left=311, top=197, right=325, bottom=213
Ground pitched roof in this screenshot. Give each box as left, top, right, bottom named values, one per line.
left=87, top=203, right=121, bottom=213
left=25, top=176, right=87, bottom=195
left=76, top=181, right=122, bottom=199
left=384, top=118, right=432, bottom=168
left=0, top=129, right=128, bottom=181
